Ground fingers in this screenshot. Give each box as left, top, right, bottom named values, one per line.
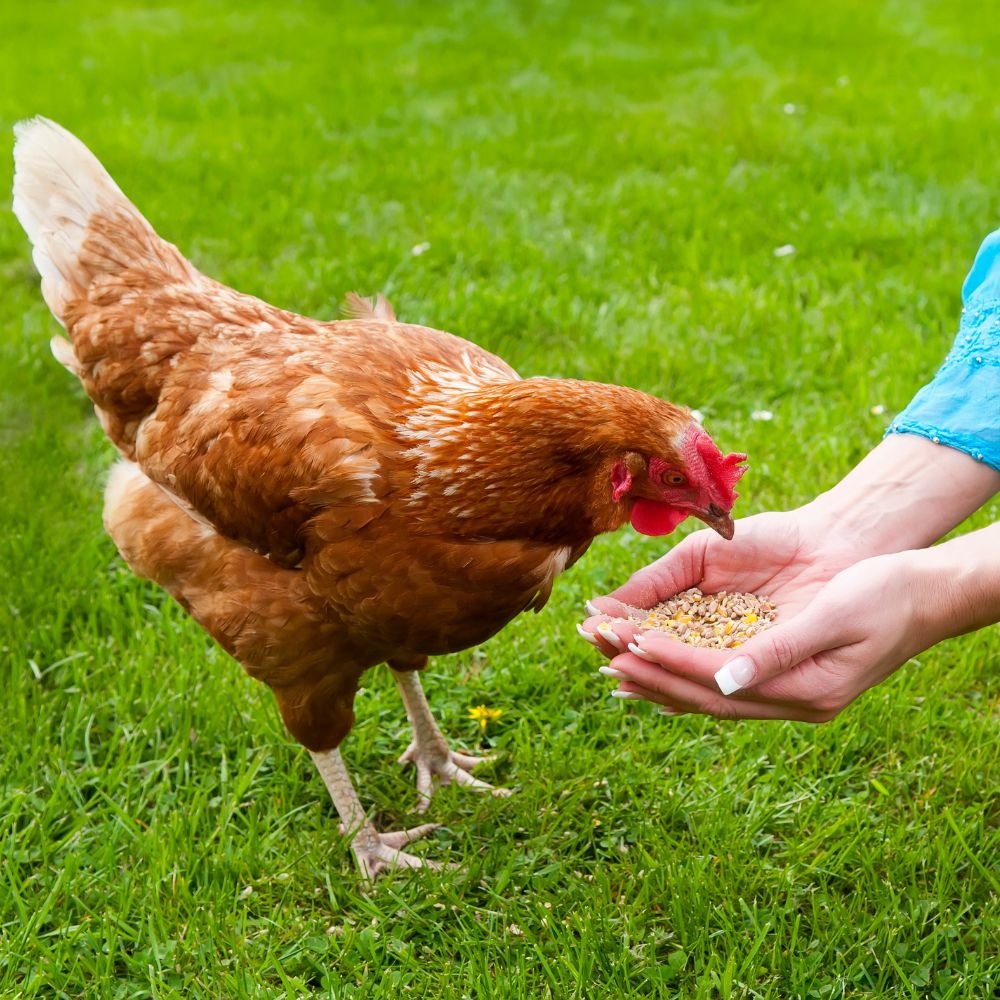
left=610, top=656, right=726, bottom=710
left=610, top=680, right=688, bottom=717
left=578, top=615, right=643, bottom=657
left=628, top=630, right=726, bottom=684
left=584, top=596, right=643, bottom=620
left=579, top=617, right=739, bottom=692
left=578, top=613, right=733, bottom=673
left=607, top=662, right=832, bottom=723
left=708, top=608, right=845, bottom=696
left=583, top=618, right=846, bottom=722
left=609, top=647, right=723, bottom=700
left=577, top=605, right=833, bottom=696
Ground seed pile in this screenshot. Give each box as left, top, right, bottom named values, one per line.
left=628, top=587, right=776, bottom=649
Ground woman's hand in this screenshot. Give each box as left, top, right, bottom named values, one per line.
left=579, top=508, right=868, bottom=721
left=581, top=521, right=1000, bottom=722
left=588, top=551, right=925, bottom=722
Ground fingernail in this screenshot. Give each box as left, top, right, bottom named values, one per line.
left=627, top=641, right=656, bottom=662
left=657, top=707, right=681, bottom=716
left=596, top=623, right=624, bottom=651
left=714, top=655, right=756, bottom=696
left=598, top=666, right=626, bottom=679
left=611, top=690, right=642, bottom=700
left=585, top=599, right=601, bottom=616
left=575, top=623, right=600, bottom=646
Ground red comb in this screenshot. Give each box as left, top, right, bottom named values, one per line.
left=690, top=427, right=748, bottom=507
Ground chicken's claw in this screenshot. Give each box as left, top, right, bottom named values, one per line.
left=398, top=741, right=511, bottom=813
left=347, top=822, right=443, bottom=881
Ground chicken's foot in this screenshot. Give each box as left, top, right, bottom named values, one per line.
left=392, top=668, right=511, bottom=813
left=310, top=747, right=441, bottom=880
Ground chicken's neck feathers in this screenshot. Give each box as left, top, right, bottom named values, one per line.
left=398, top=376, right=690, bottom=544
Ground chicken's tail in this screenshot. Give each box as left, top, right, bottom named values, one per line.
left=12, top=116, right=196, bottom=325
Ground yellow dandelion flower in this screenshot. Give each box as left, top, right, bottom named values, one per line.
left=467, top=704, right=504, bottom=731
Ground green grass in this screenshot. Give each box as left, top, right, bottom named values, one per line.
left=2, top=1, right=999, bottom=996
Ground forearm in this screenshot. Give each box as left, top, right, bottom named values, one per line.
left=797, top=433, right=1000, bottom=557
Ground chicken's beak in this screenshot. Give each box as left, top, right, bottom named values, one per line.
left=696, top=503, right=735, bottom=540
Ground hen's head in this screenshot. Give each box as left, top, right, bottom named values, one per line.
left=608, top=422, right=747, bottom=539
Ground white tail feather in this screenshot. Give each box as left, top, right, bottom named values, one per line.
left=11, top=117, right=173, bottom=321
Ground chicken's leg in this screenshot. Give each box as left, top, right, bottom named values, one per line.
left=392, top=668, right=511, bottom=812
left=310, top=747, right=440, bottom=880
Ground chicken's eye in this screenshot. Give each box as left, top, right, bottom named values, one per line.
left=663, top=471, right=687, bottom=486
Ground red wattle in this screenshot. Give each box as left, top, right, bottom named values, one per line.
left=630, top=499, right=689, bottom=536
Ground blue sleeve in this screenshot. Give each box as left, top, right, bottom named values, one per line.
left=887, top=229, right=1000, bottom=471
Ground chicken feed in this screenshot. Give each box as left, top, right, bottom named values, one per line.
left=628, top=587, right=775, bottom=649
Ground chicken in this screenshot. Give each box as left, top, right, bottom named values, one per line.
left=12, top=118, right=747, bottom=879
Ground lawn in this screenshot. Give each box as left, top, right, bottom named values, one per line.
left=1, top=1, right=999, bottom=996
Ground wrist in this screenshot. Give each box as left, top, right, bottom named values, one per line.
left=912, top=523, right=1000, bottom=639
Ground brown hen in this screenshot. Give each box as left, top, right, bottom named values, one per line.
left=13, top=118, right=746, bottom=879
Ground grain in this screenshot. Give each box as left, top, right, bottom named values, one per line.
left=627, top=587, right=775, bottom=649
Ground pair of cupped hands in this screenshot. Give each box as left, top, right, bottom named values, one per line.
left=578, top=508, right=933, bottom=723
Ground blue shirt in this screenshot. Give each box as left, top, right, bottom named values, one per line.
left=888, top=230, right=1000, bottom=471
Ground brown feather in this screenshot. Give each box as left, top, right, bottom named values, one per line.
left=341, top=291, right=396, bottom=322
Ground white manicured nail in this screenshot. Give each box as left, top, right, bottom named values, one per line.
left=657, top=707, right=681, bottom=716
left=585, top=599, right=602, bottom=616
left=576, top=623, right=600, bottom=646
left=599, top=666, right=626, bottom=679
left=627, top=641, right=656, bottom=662
left=715, top=655, right=756, bottom=696
left=596, top=623, right=624, bottom=651
left=611, top=690, right=642, bottom=700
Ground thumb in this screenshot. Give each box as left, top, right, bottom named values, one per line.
left=605, top=533, right=707, bottom=609
left=713, top=606, right=843, bottom=696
